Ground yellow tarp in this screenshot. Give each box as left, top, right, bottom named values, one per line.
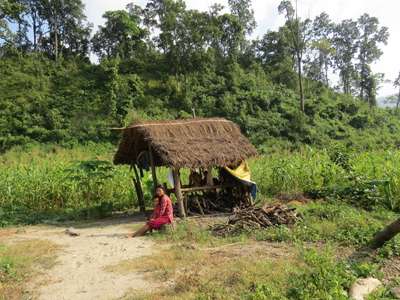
left=224, top=161, right=253, bottom=183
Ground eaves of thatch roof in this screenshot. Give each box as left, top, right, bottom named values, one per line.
left=113, top=118, right=257, bottom=169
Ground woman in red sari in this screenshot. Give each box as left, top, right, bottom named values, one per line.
left=130, top=185, right=174, bottom=237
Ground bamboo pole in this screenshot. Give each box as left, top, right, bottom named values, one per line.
left=148, top=144, right=158, bottom=191
left=173, top=168, right=186, bottom=218
left=132, top=164, right=145, bottom=213
left=206, top=166, right=213, bottom=186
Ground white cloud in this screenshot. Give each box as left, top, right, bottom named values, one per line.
left=83, top=0, right=400, bottom=97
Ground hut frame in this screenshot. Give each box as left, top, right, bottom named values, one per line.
left=113, top=118, right=258, bottom=217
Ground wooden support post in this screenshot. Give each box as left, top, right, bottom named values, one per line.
left=206, top=166, right=213, bottom=186
left=132, top=164, right=145, bottom=213
left=148, top=144, right=158, bottom=190
left=172, top=168, right=186, bottom=218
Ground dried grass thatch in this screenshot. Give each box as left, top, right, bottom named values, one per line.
left=113, top=118, right=257, bottom=168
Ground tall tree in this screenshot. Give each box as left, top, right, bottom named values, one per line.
left=305, top=12, right=334, bottom=85
left=356, top=14, right=388, bottom=105
left=21, top=0, right=43, bottom=51
left=228, top=0, right=256, bottom=35
left=92, top=10, right=146, bottom=60
left=393, top=72, right=400, bottom=110
left=38, top=0, right=91, bottom=59
left=0, top=0, right=21, bottom=46
left=278, top=0, right=311, bottom=112
left=143, top=0, right=186, bottom=73
left=332, top=19, right=359, bottom=95
left=256, top=29, right=296, bottom=87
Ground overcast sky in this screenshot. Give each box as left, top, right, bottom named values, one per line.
left=83, top=0, right=400, bottom=97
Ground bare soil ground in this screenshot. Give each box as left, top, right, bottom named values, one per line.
left=1, top=216, right=158, bottom=300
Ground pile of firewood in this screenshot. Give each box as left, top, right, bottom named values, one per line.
left=211, top=204, right=300, bottom=236
left=184, top=186, right=253, bottom=216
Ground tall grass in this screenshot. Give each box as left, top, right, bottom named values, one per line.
left=0, top=143, right=135, bottom=224
left=251, top=148, right=400, bottom=210
left=1, top=144, right=400, bottom=225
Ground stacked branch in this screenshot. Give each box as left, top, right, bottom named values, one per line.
left=184, top=186, right=253, bottom=216
left=212, top=204, right=300, bottom=236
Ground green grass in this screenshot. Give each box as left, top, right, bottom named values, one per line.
left=1, top=144, right=400, bottom=225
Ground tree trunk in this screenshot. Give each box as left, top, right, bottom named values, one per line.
left=172, top=168, right=186, bottom=218
left=297, top=53, right=305, bottom=112
left=32, top=15, right=37, bottom=50
left=54, top=25, right=58, bottom=60
left=370, top=218, right=400, bottom=249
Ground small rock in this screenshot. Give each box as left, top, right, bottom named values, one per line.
left=349, top=277, right=382, bottom=300
left=391, top=286, right=400, bottom=299
left=65, top=227, right=80, bottom=237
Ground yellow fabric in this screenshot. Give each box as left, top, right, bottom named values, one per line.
left=224, top=161, right=252, bottom=183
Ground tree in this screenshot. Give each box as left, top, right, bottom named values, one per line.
left=305, top=12, right=335, bottom=85
left=0, top=0, right=21, bottom=46
left=92, top=10, right=146, bottom=60
left=21, top=0, right=44, bottom=51
left=392, top=72, right=400, bottom=110
left=332, top=19, right=359, bottom=95
left=278, top=0, right=311, bottom=112
left=228, top=0, right=256, bottom=35
left=143, top=0, right=187, bottom=73
left=38, top=0, right=91, bottom=59
left=256, top=29, right=296, bottom=87
left=356, top=14, right=389, bottom=104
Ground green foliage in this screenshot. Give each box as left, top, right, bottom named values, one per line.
left=0, top=0, right=398, bottom=152
left=286, top=248, right=353, bottom=300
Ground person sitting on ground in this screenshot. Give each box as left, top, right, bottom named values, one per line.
left=129, top=185, right=173, bottom=237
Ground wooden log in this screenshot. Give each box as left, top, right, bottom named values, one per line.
left=132, top=164, right=146, bottom=213
left=370, top=218, right=400, bottom=249
left=173, top=168, right=186, bottom=218
left=148, top=144, right=158, bottom=191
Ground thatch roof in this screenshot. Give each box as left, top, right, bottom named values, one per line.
left=113, top=118, right=257, bottom=169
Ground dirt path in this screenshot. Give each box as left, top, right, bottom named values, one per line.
left=7, top=218, right=156, bottom=300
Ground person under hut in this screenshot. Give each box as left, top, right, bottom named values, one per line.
left=129, top=185, right=174, bottom=237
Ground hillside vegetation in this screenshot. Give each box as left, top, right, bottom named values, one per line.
left=1, top=0, right=400, bottom=152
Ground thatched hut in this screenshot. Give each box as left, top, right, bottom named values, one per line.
left=113, top=118, right=258, bottom=217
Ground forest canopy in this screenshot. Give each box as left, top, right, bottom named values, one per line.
left=0, top=0, right=399, bottom=152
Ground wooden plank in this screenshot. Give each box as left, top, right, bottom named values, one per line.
left=148, top=144, right=158, bottom=190
left=180, top=185, right=232, bottom=193
left=173, top=168, right=186, bottom=218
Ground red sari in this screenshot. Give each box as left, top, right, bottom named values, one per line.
left=147, top=194, right=174, bottom=229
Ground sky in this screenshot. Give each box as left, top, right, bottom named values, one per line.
left=83, top=0, right=400, bottom=98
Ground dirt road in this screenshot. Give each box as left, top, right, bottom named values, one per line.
left=6, top=218, right=156, bottom=300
